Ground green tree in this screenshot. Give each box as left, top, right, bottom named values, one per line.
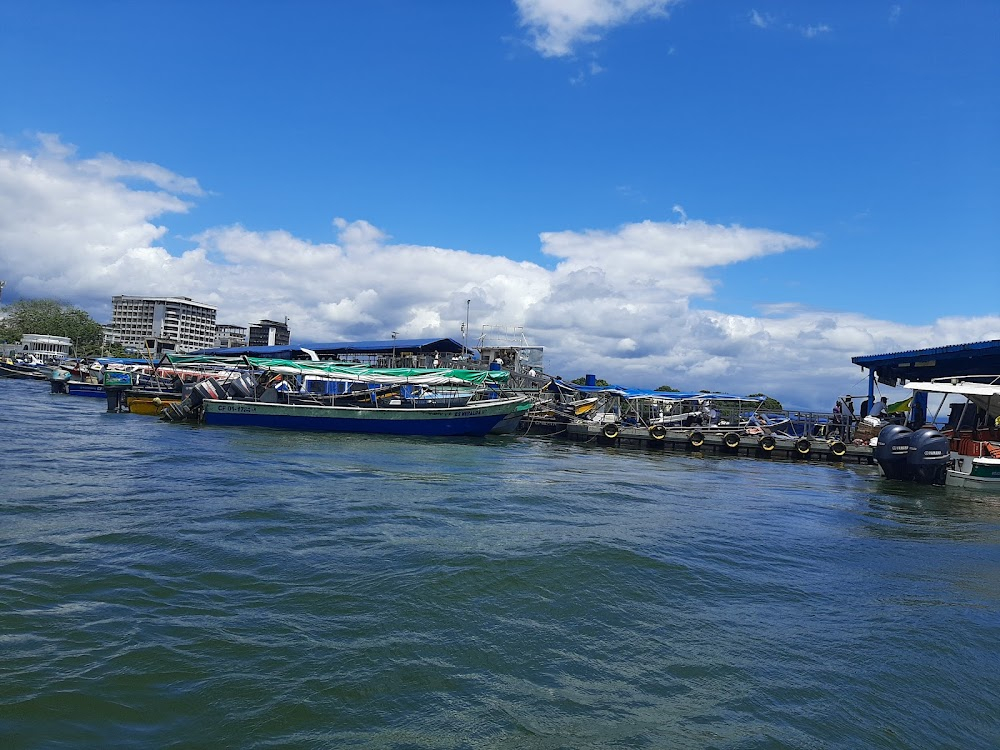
left=655, top=385, right=679, bottom=392
left=571, top=376, right=609, bottom=386
left=748, top=393, right=783, bottom=410
left=0, top=298, right=104, bottom=356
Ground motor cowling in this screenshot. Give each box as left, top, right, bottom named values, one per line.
left=224, top=372, right=257, bottom=399
left=186, top=378, right=227, bottom=408
left=906, top=427, right=949, bottom=485
left=875, top=424, right=912, bottom=480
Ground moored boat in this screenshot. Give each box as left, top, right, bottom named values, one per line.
left=201, top=394, right=530, bottom=436
left=0, top=357, right=50, bottom=380
left=874, top=378, right=1000, bottom=488
left=126, top=391, right=182, bottom=416
left=160, top=357, right=532, bottom=438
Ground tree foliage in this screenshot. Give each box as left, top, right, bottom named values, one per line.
left=0, top=298, right=104, bottom=355
left=571, top=376, right=609, bottom=386
left=655, top=385, right=679, bottom=392
left=748, top=393, right=783, bottom=410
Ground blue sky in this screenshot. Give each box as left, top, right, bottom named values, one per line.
left=1, top=1, right=997, bottom=407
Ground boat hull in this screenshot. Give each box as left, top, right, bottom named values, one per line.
left=127, top=395, right=180, bottom=416
left=0, top=362, right=49, bottom=380
left=200, top=396, right=531, bottom=437
left=65, top=382, right=108, bottom=397
left=946, top=455, right=1000, bottom=488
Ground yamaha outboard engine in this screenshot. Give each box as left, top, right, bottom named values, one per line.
left=875, top=424, right=912, bottom=481
left=906, top=427, right=950, bottom=485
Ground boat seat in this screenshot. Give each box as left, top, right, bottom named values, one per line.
left=986, top=443, right=1000, bottom=459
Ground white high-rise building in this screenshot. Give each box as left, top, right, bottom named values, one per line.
left=110, top=295, right=218, bottom=353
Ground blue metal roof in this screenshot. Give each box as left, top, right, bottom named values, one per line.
left=193, top=337, right=466, bottom=358
left=852, top=339, right=1000, bottom=384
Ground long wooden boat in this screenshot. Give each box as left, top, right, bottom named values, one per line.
left=200, top=394, right=531, bottom=436
left=156, top=356, right=533, bottom=437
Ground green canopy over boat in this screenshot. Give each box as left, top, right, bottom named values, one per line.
left=161, top=354, right=508, bottom=386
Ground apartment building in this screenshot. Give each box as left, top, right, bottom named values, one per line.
left=215, top=324, right=248, bottom=348
left=110, top=295, right=218, bottom=353
left=248, top=319, right=291, bottom=347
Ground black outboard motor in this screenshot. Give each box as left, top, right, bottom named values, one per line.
left=875, top=424, right=912, bottom=481
left=906, top=427, right=950, bottom=485
left=161, top=401, right=192, bottom=422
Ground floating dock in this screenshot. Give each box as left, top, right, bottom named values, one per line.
left=523, top=418, right=875, bottom=464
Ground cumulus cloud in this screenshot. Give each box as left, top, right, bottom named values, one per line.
left=514, top=0, right=681, bottom=57
left=2, top=136, right=997, bottom=409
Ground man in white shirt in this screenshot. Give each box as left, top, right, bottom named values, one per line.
left=869, top=396, right=888, bottom=418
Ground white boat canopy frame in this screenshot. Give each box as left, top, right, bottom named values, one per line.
left=905, top=380, right=1000, bottom=420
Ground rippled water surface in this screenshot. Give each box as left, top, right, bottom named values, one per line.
left=2, top=380, right=999, bottom=749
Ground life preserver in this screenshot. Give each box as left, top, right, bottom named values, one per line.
left=724, top=432, right=741, bottom=448
left=795, top=438, right=811, bottom=455
left=759, top=435, right=776, bottom=451
left=649, top=424, right=666, bottom=440
left=828, top=439, right=847, bottom=457
left=602, top=423, right=620, bottom=439
left=689, top=430, right=705, bottom=447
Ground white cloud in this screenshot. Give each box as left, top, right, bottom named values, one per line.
left=747, top=13, right=833, bottom=40
left=514, top=0, right=681, bottom=58
left=749, top=9, right=772, bottom=29
left=802, top=23, right=831, bottom=38
left=1, top=136, right=997, bottom=409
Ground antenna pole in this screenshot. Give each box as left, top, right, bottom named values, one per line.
left=464, top=299, right=470, bottom=357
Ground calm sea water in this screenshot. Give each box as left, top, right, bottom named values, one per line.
left=1, top=380, right=998, bottom=749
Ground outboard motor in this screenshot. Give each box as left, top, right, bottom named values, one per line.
left=875, top=424, right=912, bottom=481
left=186, top=378, right=227, bottom=408
left=223, top=372, right=257, bottom=400
left=906, top=427, right=950, bottom=485
left=161, top=401, right=193, bottom=422
left=50, top=368, right=72, bottom=394
left=161, top=378, right=227, bottom=423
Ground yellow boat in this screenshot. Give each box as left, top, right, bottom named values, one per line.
left=126, top=394, right=180, bottom=416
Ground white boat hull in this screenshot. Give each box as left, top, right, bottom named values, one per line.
left=947, top=453, right=1000, bottom=488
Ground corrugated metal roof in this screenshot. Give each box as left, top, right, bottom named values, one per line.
left=852, top=339, right=1000, bottom=383
left=193, top=337, right=466, bottom=358
left=852, top=338, right=1000, bottom=364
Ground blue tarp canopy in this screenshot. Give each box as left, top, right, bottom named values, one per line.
left=552, top=379, right=762, bottom=402
left=193, top=337, right=466, bottom=359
